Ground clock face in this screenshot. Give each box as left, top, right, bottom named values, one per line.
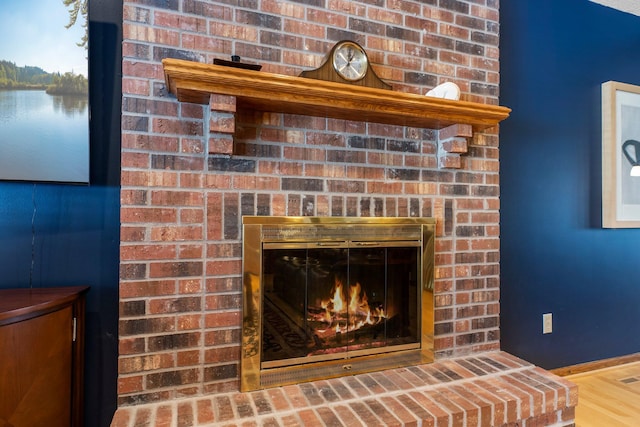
left=332, top=41, right=368, bottom=81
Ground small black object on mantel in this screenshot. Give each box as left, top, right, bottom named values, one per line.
left=213, top=55, right=262, bottom=71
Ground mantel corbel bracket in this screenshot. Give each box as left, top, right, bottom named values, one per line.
left=437, top=124, right=473, bottom=169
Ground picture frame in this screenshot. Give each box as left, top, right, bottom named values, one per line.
left=602, top=81, right=640, bottom=228
left=0, top=0, right=89, bottom=184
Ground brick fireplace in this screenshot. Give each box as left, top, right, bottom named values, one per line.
left=114, top=0, right=577, bottom=425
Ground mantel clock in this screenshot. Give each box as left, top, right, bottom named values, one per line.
left=300, top=40, right=391, bottom=90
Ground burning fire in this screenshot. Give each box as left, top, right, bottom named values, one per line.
left=316, top=278, right=386, bottom=335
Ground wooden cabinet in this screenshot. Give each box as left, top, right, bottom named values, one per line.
left=0, top=286, right=89, bottom=427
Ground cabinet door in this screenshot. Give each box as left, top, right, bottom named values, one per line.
left=0, top=306, right=73, bottom=426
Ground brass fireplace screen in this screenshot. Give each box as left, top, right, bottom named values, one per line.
left=241, top=216, right=435, bottom=391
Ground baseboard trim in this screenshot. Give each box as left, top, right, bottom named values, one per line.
left=551, top=352, right=640, bottom=377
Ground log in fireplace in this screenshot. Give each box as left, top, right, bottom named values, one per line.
left=241, top=216, right=435, bottom=391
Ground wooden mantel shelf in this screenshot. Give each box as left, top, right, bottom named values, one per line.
left=162, top=58, right=511, bottom=131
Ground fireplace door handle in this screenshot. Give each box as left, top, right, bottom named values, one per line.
left=315, top=242, right=344, bottom=247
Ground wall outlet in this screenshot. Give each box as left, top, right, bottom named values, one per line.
left=543, top=313, right=553, bottom=334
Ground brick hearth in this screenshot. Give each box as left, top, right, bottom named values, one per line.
left=111, top=352, right=577, bottom=426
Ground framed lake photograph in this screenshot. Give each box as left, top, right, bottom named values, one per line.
left=0, top=0, right=89, bottom=183
left=602, top=81, right=640, bottom=228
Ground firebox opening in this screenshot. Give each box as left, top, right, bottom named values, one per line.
left=241, top=217, right=435, bottom=392
left=262, top=243, right=421, bottom=367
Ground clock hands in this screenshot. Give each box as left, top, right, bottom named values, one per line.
left=336, top=50, right=352, bottom=66
left=336, top=50, right=355, bottom=76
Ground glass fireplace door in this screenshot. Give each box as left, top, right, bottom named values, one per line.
left=261, top=241, right=420, bottom=369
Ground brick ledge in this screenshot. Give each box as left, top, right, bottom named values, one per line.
left=110, top=351, right=577, bottom=427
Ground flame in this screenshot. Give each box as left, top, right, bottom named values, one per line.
left=316, top=278, right=386, bottom=334
left=331, top=281, right=346, bottom=314
left=320, top=279, right=346, bottom=326
left=348, top=282, right=362, bottom=315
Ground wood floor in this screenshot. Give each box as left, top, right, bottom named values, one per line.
left=565, top=361, right=640, bottom=426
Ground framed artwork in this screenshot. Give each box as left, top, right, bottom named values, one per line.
left=602, top=81, right=640, bottom=228
left=0, top=0, right=89, bottom=183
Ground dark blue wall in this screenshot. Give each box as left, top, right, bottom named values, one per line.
left=500, top=1, right=640, bottom=369
left=0, top=0, right=121, bottom=425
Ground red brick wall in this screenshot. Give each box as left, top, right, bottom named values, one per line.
left=120, top=0, right=501, bottom=406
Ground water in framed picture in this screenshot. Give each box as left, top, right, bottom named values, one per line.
left=0, top=0, right=89, bottom=184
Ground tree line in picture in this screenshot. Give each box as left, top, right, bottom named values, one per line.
left=0, top=60, right=87, bottom=96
